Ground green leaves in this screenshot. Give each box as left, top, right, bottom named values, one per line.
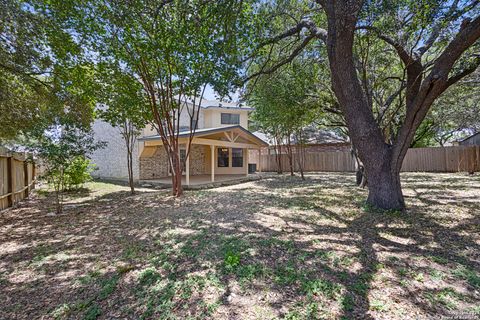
left=95, top=61, right=149, bottom=130
left=248, top=60, right=319, bottom=137
left=0, top=0, right=95, bottom=141
left=71, top=0, right=255, bottom=101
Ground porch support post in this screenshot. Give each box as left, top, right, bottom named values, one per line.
left=186, top=143, right=190, bottom=186
left=258, top=148, right=262, bottom=173
left=210, top=145, right=215, bottom=182
left=245, top=148, right=249, bottom=176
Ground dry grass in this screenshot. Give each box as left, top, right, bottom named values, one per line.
left=0, top=173, right=479, bottom=320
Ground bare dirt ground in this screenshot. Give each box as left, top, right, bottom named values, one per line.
left=0, top=173, right=479, bottom=320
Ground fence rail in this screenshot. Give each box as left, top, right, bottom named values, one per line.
left=0, top=148, right=36, bottom=211
left=255, top=146, right=480, bottom=173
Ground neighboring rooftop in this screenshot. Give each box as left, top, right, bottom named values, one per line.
left=253, top=129, right=348, bottom=146
left=458, top=131, right=480, bottom=142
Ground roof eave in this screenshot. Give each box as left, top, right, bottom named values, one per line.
left=139, top=125, right=268, bottom=146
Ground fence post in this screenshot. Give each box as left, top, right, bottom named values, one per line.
left=32, top=163, right=36, bottom=189
left=24, top=161, right=29, bottom=198
left=7, top=156, right=13, bottom=207
left=473, top=146, right=480, bottom=171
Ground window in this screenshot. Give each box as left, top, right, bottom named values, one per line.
left=179, top=120, right=197, bottom=132
left=191, top=119, right=198, bottom=130
left=232, top=148, right=243, bottom=167
left=217, top=148, right=229, bottom=167
left=221, top=113, right=240, bottom=125
left=170, top=148, right=186, bottom=173
left=179, top=149, right=186, bottom=169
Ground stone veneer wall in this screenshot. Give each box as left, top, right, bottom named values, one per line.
left=189, top=144, right=206, bottom=175
left=139, top=144, right=206, bottom=180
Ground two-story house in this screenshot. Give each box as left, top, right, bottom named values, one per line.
left=90, top=98, right=267, bottom=185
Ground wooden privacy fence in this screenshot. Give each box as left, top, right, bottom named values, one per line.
left=259, top=150, right=356, bottom=172
left=401, top=146, right=480, bottom=172
left=256, top=146, right=480, bottom=173
left=0, top=149, right=36, bottom=211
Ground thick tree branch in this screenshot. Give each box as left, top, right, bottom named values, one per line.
left=244, top=34, right=316, bottom=82
left=393, top=15, right=480, bottom=172
left=243, top=19, right=326, bottom=82
left=446, top=58, right=480, bottom=88
left=356, top=25, right=415, bottom=65
left=417, top=0, right=479, bottom=55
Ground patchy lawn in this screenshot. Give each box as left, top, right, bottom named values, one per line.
left=0, top=173, right=479, bottom=320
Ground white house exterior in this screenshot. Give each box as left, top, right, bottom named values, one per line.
left=90, top=98, right=266, bottom=184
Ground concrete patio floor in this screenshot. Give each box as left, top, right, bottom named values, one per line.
left=140, top=173, right=264, bottom=189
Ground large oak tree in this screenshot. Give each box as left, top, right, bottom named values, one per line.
left=247, top=0, right=480, bottom=210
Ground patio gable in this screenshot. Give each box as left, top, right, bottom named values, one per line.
left=140, top=125, right=267, bottom=149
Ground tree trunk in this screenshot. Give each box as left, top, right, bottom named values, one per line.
left=355, top=166, right=363, bottom=186
left=172, top=169, right=183, bottom=196
left=298, top=145, right=305, bottom=180
left=286, top=135, right=294, bottom=176
left=295, top=131, right=306, bottom=180
left=365, top=165, right=404, bottom=210
left=127, top=150, right=134, bottom=195
left=317, top=1, right=480, bottom=211
left=126, top=141, right=135, bottom=195
left=274, top=137, right=283, bottom=174
left=169, top=144, right=183, bottom=197
left=323, top=1, right=407, bottom=210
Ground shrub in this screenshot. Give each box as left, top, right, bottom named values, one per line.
left=64, top=156, right=95, bottom=190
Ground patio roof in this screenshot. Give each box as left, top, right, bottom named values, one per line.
left=139, top=125, right=268, bottom=147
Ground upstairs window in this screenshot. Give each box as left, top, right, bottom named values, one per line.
left=191, top=119, right=198, bottom=130
left=232, top=148, right=243, bottom=167
left=217, top=148, right=229, bottom=167
left=221, top=113, right=240, bottom=125
left=178, top=119, right=197, bottom=132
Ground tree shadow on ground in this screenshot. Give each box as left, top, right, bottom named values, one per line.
left=0, top=173, right=479, bottom=319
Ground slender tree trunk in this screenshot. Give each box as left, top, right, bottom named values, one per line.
left=121, top=121, right=136, bottom=195
left=54, top=182, right=61, bottom=214
left=53, top=169, right=64, bottom=214
left=127, top=148, right=134, bottom=194
left=297, top=143, right=305, bottom=180
left=286, top=135, right=294, bottom=176
left=173, top=165, right=183, bottom=196
left=274, top=137, right=283, bottom=174
left=168, top=142, right=183, bottom=197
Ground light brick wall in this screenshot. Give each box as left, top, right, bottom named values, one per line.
left=139, top=144, right=207, bottom=180
left=139, top=146, right=169, bottom=179
left=90, top=119, right=140, bottom=181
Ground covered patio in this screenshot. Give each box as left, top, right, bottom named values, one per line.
left=138, top=125, right=268, bottom=186
left=140, top=173, right=264, bottom=188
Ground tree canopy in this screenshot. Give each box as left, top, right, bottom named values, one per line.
left=244, top=0, right=480, bottom=209
left=52, top=0, right=258, bottom=196
left=0, top=0, right=96, bottom=141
